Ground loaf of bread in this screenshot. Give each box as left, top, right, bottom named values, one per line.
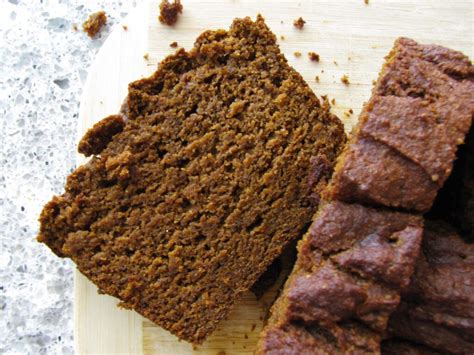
left=257, top=38, right=474, bottom=354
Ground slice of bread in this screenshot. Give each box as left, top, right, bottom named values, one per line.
left=38, top=15, right=345, bottom=343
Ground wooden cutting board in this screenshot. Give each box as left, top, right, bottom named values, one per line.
left=76, top=0, right=472, bottom=353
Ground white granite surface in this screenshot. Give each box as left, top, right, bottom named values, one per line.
left=0, top=1, right=140, bottom=353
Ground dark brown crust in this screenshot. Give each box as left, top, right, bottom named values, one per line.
left=82, top=11, right=107, bottom=38
left=38, top=16, right=345, bottom=344
left=78, top=115, right=125, bottom=157
left=387, top=221, right=474, bottom=354
left=257, top=201, right=423, bottom=354
left=328, top=137, right=438, bottom=212
left=159, top=0, right=183, bottom=26
left=330, top=37, right=474, bottom=212
left=382, top=339, right=442, bottom=355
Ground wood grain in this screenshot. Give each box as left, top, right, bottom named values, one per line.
left=76, top=0, right=473, bottom=353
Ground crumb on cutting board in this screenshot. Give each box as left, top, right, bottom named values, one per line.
left=280, top=35, right=285, bottom=40
left=315, top=75, right=320, bottom=83
left=122, top=25, right=128, bottom=31
left=308, top=52, right=320, bottom=62
left=294, top=51, right=302, bottom=58
left=82, top=11, right=107, bottom=38
left=159, top=0, right=183, bottom=26
left=331, top=98, right=336, bottom=105
left=341, top=74, right=350, bottom=85
left=72, top=23, right=78, bottom=32
left=170, top=41, right=178, bottom=48
left=143, top=53, right=149, bottom=60
left=293, top=17, right=306, bottom=29
left=364, top=0, right=369, bottom=4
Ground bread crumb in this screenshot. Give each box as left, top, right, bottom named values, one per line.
left=170, top=41, right=178, bottom=48
left=372, top=79, right=377, bottom=85
left=293, top=17, right=306, bottom=29
left=122, top=25, right=128, bottom=31
left=308, top=52, right=320, bottom=62
left=315, top=75, right=320, bottom=83
left=251, top=323, right=257, bottom=331
left=82, top=11, right=107, bottom=38
left=294, top=51, right=302, bottom=58
left=280, top=35, right=285, bottom=40
left=364, top=0, right=369, bottom=4
left=331, top=98, right=336, bottom=106
left=321, top=69, right=325, bottom=73
left=344, top=109, right=354, bottom=117
left=72, top=23, right=78, bottom=31
left=143, top=53, right=149, bottom=60
left=244, top=333, right=249, bottom=339
left=333, top=60, right=338, bottom=66
left=341, top=74, right=350, bottom=85
left=217, top=351, right=226, bottom=355
left=159, top=0, right=183, bottom=26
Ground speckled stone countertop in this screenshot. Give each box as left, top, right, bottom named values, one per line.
left=0, top=1, right=141, bottom=353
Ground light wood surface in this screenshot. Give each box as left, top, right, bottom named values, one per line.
left=76, top=0, right=473, bottom=353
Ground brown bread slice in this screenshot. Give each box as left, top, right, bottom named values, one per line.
left=37, top=16, right=345, bottom=343
left=330, top=37, right=474, bottom=212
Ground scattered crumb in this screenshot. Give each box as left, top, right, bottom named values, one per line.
left=251, top=323, right=257, bottom=331
left=280, top=20, right=284, bottom=24
left=308, top=52, right=320, bottom=62
left=364, top=0, right=369, bottom=4
left=372, top=79, right=377, bottom=85
left=159, top=0, right=183, bottom=26
left=217, top=351, right=226, bottom=355
left=170, top=41, right=178, bottom=48
left=192, top=345, right=198, bottom=351
left=344, top=109, right=354, bottom=118
left=244, top=333, right=249, bottom=339
left=232, top=341, right=236, bottom=345
left=293, top=17, right=306, bottom=29
left=294, top=51, right=302, bottom=58
left=143, top=53, right=149, bottom=60
left=72, top=23, right=78, bottom=32
left=341, top=74, right=350, bottom=85
left=259, top=316, right=263, bottom=321
left=348, top=56, right=351, bottom=61
left=243, top=346, right=247, bottom=349
left=331, top=98, right=336, bottom=105
left=333, top=60, right=338, bottom=66
left=82, top=11, right=107, bottom=38
left=122, top=25, right=128, bottom=31
left=321, top=69, right=325, bottom=73
left=315, top=75, right=320, bottom=83
left=280, top=35, right=285, bottom=40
